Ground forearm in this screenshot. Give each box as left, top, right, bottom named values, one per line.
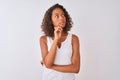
left=44, top=39, right=58, bottom=67
left=50, top=64, right=80, bottom=73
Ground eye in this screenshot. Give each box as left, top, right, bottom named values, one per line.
left=61, top=14, right=65, bottom=18
left=55, top=15, right=59, bottom=18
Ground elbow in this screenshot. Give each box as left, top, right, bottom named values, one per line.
left=43, top=59, right=53, bottom=68
left=44, top=62, right=53, bottom=68
left=45, top=64, right=52, bottom=68
left=73, top=65, right=80, bottom=73
left=76, top=68, right=80, bottom=73
left=73, top=68, right=80, bottom=73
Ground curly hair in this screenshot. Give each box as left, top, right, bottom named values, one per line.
left=41, top=3, right=73, bottom=37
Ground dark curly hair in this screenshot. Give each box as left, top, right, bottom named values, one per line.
left=41, top=3, right=73, bottom=37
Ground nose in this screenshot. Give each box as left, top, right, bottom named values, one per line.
left=59, top=15, right=64, bottom=20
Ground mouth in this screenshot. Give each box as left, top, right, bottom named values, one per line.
left=58, top=22, right=66, bottom=27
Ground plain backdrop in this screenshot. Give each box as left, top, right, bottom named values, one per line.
left=0, top=0, right=120, bottom=80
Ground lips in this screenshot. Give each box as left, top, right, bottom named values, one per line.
left=59, top=23, right=65, bottom=25
left=59, top=22, right=65, bottom=26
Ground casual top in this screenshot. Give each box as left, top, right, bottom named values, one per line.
left=42, top=33, right=75, bottom=80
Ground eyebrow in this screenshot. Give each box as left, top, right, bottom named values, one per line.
left=53, top=12, right=65, bottom=15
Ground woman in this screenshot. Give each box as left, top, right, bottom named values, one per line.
left=39, top=3, right=80, bottom=80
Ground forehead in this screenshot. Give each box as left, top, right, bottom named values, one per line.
left=52, top=8, right=64, bottom=15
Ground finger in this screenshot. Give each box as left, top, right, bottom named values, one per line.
left=57, top=27, right=63, bottom=31
left=54, top=27, right=62, bottom=32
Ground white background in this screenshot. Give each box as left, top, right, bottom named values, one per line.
left=0, top=0, right=120, bottom=80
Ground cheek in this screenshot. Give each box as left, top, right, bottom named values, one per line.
left=52, top=19, right=58, bottom=26
left=65, top=17, right=66, bottom=22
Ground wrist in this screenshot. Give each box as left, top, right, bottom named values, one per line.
left=53, top=39, right=58, bottom=44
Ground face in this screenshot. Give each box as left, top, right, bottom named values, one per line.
left=51, top=8, right=66, bottom=28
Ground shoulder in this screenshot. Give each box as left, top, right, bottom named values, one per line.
left=71, top=34, right=80, bottom=45
left=39, top=35, right=47, bottom=43
left=71, top=34, right=79, bottom=41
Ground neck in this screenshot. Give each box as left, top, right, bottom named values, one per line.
left=52, top=32, right=68, bottom=40
left=61, top=32, right=68, bottom=36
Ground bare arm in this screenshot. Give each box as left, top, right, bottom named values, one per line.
left=40, top=27, right=63, bottom=68
left=50, top=35, right=80, bottom=73
left=40, top=36, right=58, bottom=68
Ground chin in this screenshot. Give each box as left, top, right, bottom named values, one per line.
left=61, top=25, right=66, bottom=28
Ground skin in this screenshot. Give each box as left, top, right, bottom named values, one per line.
left=39, top=8, right=80, bottom=73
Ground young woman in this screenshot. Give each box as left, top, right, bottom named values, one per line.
left=39, top=3, right=80, bottom=80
